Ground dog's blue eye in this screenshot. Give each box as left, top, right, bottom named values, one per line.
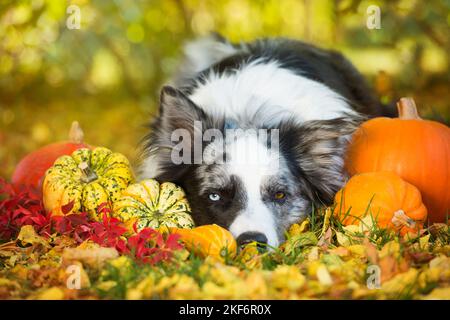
left=208, top=193, right=221, bottom=201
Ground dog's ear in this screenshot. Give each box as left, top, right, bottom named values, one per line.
left=159, top=85, right=207, bottom=134
left=280, top=116, right=362, bottom=205
left=158, top=86, right=211, bottom=165
left=140, top=86, right=208, bottom=183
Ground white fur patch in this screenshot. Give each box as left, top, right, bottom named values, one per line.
left=140, top=154, right=160, bottom=179
left=189, top=60, right=356, bottom=125
left=179, top=36, right=238, bottom=78
left=226, top=133, right=281, bottom=248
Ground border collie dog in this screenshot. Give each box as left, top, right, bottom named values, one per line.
left=140, top=35, right=384, bottom=248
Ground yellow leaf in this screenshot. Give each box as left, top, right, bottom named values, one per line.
left=299, top=219, right=310, bottom=233
left=271, top=265, right=306, bottom=291
left=347, top=245, right=366, bottom=257
left=101, top=256, right=134, bottom=279
left=343, top=225, right=360, bottom=234
left=96, top=280, right=117, bottom=292
left=422, top=287, right=450, bottom=300
left=319, top=208, right=332, bottom=238
left=17, top=225, right=49, bottom=248
left=429, top=255, right=450, bottom=269
left=328, top=246, right=350, bottom=257
left=127, top=275, right=155, bottom=299
left=307, top=260, right=321, bottom=277
left=201, top=281, right=232, bottom=299
left=245, top=271, right=269, bottom=299
left=419, top=234, right=430, bottom=250
left=288, top=218, right=310, bottom=236
left=282, top=232, right=318, bottom=255
left=433, top=244, right=450, bottom=255
left=381, top=269, right=419, bottom=297
left=418, top=268, right=441, bottom=290
left=173, top=248, right=190, bottom=261
left=236, top=243, right=262, bottom=269
left=359, top=214, right=376, bottom=232
left=168, top=275, right=201, bottom=299
left=0, top=278, right=20, bottom=289
left=109, top=255, right=133, bottom=269
left=316, top=264, right=333, bottom=286
left=307, top=246, right=320, bottom=261
left=126, top=288, right=143, bottom=300
left=36, top=287, right=65, bottom=300
left=10, top=265, right=28, bottom=280
left=380, top=240, right=401, bottom=259
left=209, top=265, right=241, bottom=286
left=336, top=231, right=351, bottom=246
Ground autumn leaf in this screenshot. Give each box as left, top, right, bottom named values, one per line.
left=61, top=200, right=75, bottom=215
left=282, top=232, right=318, bottom=255
left=1, top=178, right=449, bottom=300
left=318, top=227, right=333, bottom=248
left=34, top=287, right=65, bottom=300
left=0, top=178, right=50, bottom=240
left=288, top=218, right=310, bottom=236
left=17, top=225, right=50, bottom=248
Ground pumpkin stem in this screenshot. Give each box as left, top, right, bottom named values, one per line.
left=397, top=97, right=422, bottom=120
left=69, top=121, right=84, bottom=144
left=78, top=162, right=98, bottom=183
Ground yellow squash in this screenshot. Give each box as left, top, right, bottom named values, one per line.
left=112, top=179, right=195, bottom=232
left=43, top=147, right=134, bottom=220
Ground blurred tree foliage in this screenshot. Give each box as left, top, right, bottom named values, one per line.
left=0, top=0, right=449, bottom=178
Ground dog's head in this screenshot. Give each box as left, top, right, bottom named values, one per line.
left=142, top=86, right=361, bottom=248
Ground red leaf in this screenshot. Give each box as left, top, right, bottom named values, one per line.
left=122, top=227, right=183, bottom=265
left=166, top=233, right=183, bottom=251
left=97, top=202, right=112, bottom=216
left=61, top=200, right=75, bottom=215
left=0, top=178, right=49, bottom=241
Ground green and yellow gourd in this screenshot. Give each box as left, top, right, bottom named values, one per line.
left=43, top=147, right=134, bottom=220
left=113, top=179, right=195, bottom=232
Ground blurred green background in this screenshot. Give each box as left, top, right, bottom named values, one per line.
left=1, top=0, right=449, bottom=179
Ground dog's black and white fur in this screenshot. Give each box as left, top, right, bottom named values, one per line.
left=140, top=35, right=384, bottom=248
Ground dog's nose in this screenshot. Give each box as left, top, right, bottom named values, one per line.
left=236, top=232, right=268, bottom=247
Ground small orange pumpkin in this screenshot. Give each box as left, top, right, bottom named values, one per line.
left=345, top=97, right=450, bottom=223
left=170, top=224, right=237, bottom=260
left=333, top=172, right=428, bottom=235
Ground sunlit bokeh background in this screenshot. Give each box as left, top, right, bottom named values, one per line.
left=1, top=0, right=449, bottom=179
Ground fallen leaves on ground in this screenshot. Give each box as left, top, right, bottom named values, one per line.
left=0, top=180, right=449, bottom=300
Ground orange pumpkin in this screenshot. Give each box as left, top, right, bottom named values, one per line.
left=170, top=224, right=237, bottom=260
left=345, top=97, right=450, bottom=223
left=12, top=122, right=92, bottom=190
left=333, top=172, right=427, bottom=235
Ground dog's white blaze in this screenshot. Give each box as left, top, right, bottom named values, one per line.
left=188, top=61, right=356, bottom=126
left=226, top=134, right=280, bottom=247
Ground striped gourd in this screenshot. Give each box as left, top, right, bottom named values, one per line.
left=113, top=179, right=195, bottom=232
left=43, top=147, right=134, bottom=220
